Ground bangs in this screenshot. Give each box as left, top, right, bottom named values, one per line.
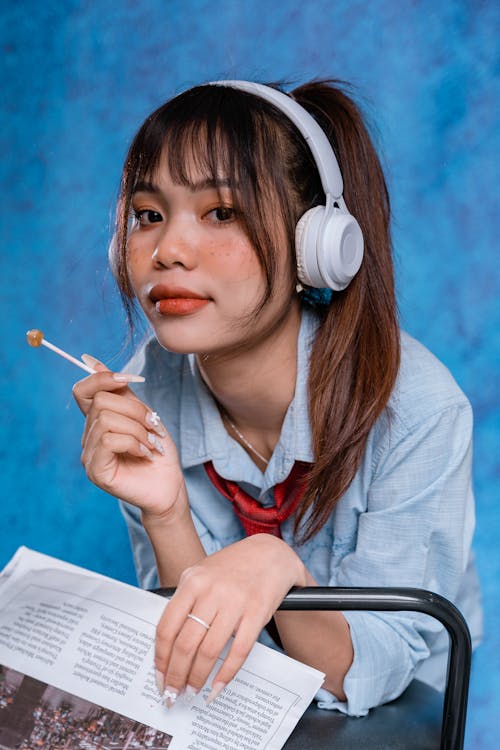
left=134, top=116, right=239, bottom=193
left=127, top=86, right=262, bottom=211
left=161, top=120, right=235, bottom=187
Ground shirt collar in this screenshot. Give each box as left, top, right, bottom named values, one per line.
left=179, top=307, right=318, bottom=492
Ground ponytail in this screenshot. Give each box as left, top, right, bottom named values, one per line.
left=292, top=81, right=400, bottom=541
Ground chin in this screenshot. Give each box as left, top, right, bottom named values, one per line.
left=146, top=307, right=261, bottom=358
left=149, top=321, right=218, bottom=356
left=157, top=340, right=204, bottom=355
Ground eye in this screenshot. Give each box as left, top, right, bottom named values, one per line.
left=206, top=206, right=235, bottom=223
left=133, top=209, right=163, bottom=226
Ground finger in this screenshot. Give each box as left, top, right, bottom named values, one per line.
left=155, top=590, right=197, bottom=679
left=82, top=391, right=167, bottom=452
left=82, top=410, right=165, bottom=465
left=81, top=353, right=109, bottom=372
left=155, top=580, right=213, bottom=698
left=72, top=370, right=145, bottom=416
left=82, top=392, right=166, bottom=448
left=82, top=432, right=155, bottom=488
left=184, top=609, right=239, bottom=694
left=82, top=352, right=146, bottom=384
left=160, top=609, right=218, bottom=703
left=207, top=616, right=264, bottom=703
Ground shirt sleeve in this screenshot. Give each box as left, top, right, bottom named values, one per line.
left=318, top=402, right=475, bottom=716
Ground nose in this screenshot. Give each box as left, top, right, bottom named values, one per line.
left=151, top=219, right=198, bottom=270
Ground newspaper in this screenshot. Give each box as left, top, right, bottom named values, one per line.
left=0, top=547, right=324, bottom=749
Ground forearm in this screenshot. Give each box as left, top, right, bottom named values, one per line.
left=141, top=483, right=207, bottom=586
left=274, top=569, right=353, bottom=701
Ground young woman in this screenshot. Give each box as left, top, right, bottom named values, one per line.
left=72, top=80, right=482, bottom=717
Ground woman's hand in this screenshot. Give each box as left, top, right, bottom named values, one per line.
left=154, top=534, right=307, bottom=706
left=72, top=357, right=186, bottom=519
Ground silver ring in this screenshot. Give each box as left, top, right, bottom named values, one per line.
left=187, top=613, right=210, bottom=630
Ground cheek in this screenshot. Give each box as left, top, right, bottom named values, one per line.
left=125, top=238, right=150, bottom=281
left=207, top=237, right=262, bottom=282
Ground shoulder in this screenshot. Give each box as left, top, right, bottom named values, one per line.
left=364, top=332, right=474, bottom=486
left=387, top=331, right=472, bottom=435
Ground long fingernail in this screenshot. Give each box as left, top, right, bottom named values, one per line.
left=182, top=685, right=199, bottom=704
left=139, top=444, right=154, bottom=461
left=146, top=411, right=167, bottom=437
left=112, top=372, right=146, bottom=383
left=155, top=669, right=165, bottom=694
left=206, top=681, right=226, bottom=705
left=147, top=432, right=165, bottom=455
left=163, top=686, right=178, bottom=708
left=81, top=353, right=100, bottom=368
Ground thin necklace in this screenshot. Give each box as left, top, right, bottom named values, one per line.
left=222, top=413, right=270, bottom=465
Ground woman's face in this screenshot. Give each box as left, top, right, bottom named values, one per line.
left=126, top=150, right=298, bottom=358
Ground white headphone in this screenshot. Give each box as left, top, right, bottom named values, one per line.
left=211, top=80, right=364, bottom=291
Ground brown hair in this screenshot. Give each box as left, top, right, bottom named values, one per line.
left=112, top=80, right=400, bottom=542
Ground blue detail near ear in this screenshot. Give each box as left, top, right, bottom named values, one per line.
left=303, top=287, right=333, bottom=306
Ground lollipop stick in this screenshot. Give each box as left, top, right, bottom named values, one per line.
left=40, top=339, right=96, bottom=375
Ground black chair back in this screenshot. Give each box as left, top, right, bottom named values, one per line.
left=278, top=587, right=471, bottom=750
left=153, top=586, right=471, bottom=750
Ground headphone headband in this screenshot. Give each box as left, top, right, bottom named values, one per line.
left=209, top=80, right=343, bottom=200
left=208, top=80, right=364, bottom=292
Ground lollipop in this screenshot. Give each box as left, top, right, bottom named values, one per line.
left=26, top=329, right=145, bottom=382
left=26, top=329, right=44, bottom=347
left=26, top=329, right=97, bottom=374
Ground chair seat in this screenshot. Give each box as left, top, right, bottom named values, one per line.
left=284, top=680, right=443, bottom=750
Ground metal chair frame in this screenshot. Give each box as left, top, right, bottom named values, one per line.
left=154, top=586, right=471, bottom=750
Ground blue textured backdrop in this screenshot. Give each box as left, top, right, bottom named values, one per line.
left=1, top=2, right=498, bottom=746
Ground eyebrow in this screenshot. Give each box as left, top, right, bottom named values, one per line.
left=133, top=177, right=232, bottom=195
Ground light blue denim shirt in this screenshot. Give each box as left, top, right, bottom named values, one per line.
left=121, top=307, right=482, bottom=716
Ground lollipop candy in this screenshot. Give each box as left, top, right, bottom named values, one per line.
left=26, top=329, right=44, bottom=347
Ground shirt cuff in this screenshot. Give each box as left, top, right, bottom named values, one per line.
left=335, top=611, right=432, bottom=716
left=314, top=687, right=359, bottom=715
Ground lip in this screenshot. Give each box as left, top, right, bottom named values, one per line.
left=148, top=284, right=211, bottom=316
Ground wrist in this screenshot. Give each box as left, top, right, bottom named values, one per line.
left=141, top=479, right=190, bottom=531
left=141, top=484, right=206, bottom=587
left=250, top=534, right=308, bottom=588
left=293, top=551, right=309, bottom=588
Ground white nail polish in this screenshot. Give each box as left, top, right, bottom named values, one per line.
left=147, top=410, right=161, bottom=426
left=112, top=373, right=146, bottom=383
left=206, top=681, right=226, bottom=705
left=164, top=686, right=178, bottom=708
left=146, top=411, right=167, bottom=437
left=81, top=353, right=99, bottom=368
left=139, top=444, right=154, bottom=461
left=147, top=433, right=165, bottom=455
left=155, top=669, right=165, bottom=694
left=183, top=685, right=199, bottom=702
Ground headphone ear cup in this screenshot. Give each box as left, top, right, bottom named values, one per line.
left=295, top=206, right=364, bottom=291
left=320, top=211, right=364, bottom=290
left=295, top=206, right=326, bottom=288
